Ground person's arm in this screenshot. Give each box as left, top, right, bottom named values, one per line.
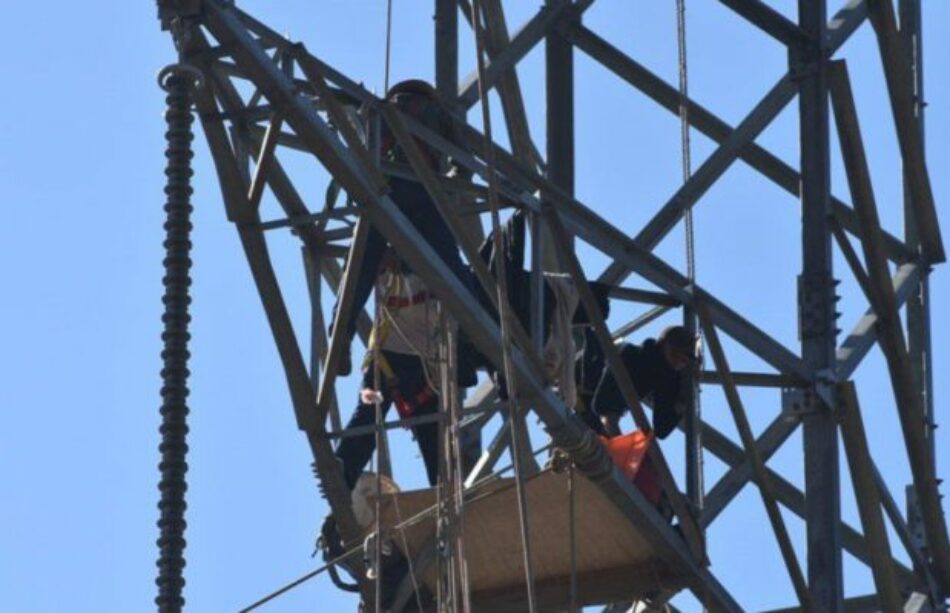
left=652, top=370, right=688, bottom=439
left=590, top=344, right=635, bottom=437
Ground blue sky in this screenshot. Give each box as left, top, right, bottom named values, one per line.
left=1, top=1, right=948, bottom=611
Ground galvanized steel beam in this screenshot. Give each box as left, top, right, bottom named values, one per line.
left=837, top=381, right=903, bottom=611
left=830, top=59, right=950, bottom=590
left=797, top=2, right=843, bottom=607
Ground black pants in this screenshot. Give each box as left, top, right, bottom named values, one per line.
left=335, top=352, right=440, bottom=489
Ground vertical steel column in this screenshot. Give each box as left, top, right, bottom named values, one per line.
left=437, top=0, right=485, bottom=476
left=797, top=1, right=842, bottom=609
left=544, top=0, right=575, bottom=268
left=155, top=63, right=201, bottom=613
left=540, top=0, right=576, bottom=479
left=899, top=0, right=935, bottom=468
left=435, top=0, right=458, bottom=106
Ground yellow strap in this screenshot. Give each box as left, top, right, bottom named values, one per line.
left=362, top=267, right=400, bottom=386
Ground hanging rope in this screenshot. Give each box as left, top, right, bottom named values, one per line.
left=568, top=461, right=578, bottom=612
left=467, top=1, right=538, bottom=610
left=371, top=282, right=384, bottom=612
left=155, top=62, right=202, bottom=613
left=239, top=547, right=361, bottom=613
left=442, top=307, right=472, bottom=613
left=383, top=0, right=394, bottom=94
left=676, top=0, right=704, bottom=513
left=388, top=490, right=425, bottom=612
left=676, top=0, right=694, bottom=282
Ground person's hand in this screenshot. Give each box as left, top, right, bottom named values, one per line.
left=360, top=388, right=384, bottom=405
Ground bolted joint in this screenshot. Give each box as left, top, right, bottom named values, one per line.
left=797, top=273, right=840, bottom=341
left=787, top=41, right=828, bottom=83
left=781, top=386, right=818, bottom=421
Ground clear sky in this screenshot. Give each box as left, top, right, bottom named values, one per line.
left=1, top=1, right=948, bottom=611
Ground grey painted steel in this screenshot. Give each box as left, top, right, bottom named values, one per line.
left=699, top=310, right=811, bottom=609
left=701, top=416, right=799, bottom=529
left=544, top=0, right=575, bottom=266
left=698, top=415, right=917, bottom=586
left=798, top=2, right=843, bottom=609
left=699, top=371, right=806, bottom=389
left=829, top=60, right=950, bottom=591
left=567, top=21, right=911, bottom=266
left=702, top=261, right=920, bottom=534
left=411, top=117, right=816, bottom=380
left=611, top=305, right=672, bottom=340
left=837, top=382, right=903, bottom=611
left=435, top=0, right=458, bottom=107
left=316, top=218, right=370, bottom=427
left=900, top=0, right=937, bottom=505
left=586, top=1, right=890, bottom=289
left=368, top=81, right=815, bottom=376
left=191, top=29, right=372, bottom=595
left=302, top=248, right=342, bottom=433
left=477, top=0, right=539, bottom=167
left=836, top=262, right=918, bottom=379
left=161, top=0, right=950, bottom=608
left=608, top=287, right=679, bottom=306
left=868, top=0, right=944, bottom=263
left=830, top=216, right=875, bottom=302
left=262, top=40, right=824, bottom=392
left=717, top=0, right=810, bottom=46
left=246, top=114, right=283, bottom=211
left=456, top=0, right=593, bottom=109
left=873, top=464, right=940, bottom=600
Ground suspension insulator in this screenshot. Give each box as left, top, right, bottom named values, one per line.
left=155, top=63, right=201, bottom=613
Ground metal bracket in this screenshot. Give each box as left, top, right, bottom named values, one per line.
left=797, top=273, right=840, bottom=341
left=781, top=386, right=818, bottom=420
left=814, top=368, right=837, bottom=410
left=787, top=42, right=824, bottom=83
left=906, top=485, right=928, bottom=555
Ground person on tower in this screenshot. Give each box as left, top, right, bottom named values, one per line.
left=329, top=79, right=478, bottom=490
left=584, top=324, right=699, bottom=439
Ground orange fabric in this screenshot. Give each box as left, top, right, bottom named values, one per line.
left=600, top=431, right=663, bottom=504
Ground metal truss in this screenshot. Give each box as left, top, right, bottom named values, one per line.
left=156, top=0, right=949, bottom=610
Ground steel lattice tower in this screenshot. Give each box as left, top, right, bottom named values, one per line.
left=155, top=0, right=949, bottom=610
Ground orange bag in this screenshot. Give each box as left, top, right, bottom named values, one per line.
left=600, top=430, right=662, bottom=504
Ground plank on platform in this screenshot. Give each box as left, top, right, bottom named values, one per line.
left=374, top=469, right=686, bottom=608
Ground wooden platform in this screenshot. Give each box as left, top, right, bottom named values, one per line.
left=374, top=468, right=688, bottom=610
